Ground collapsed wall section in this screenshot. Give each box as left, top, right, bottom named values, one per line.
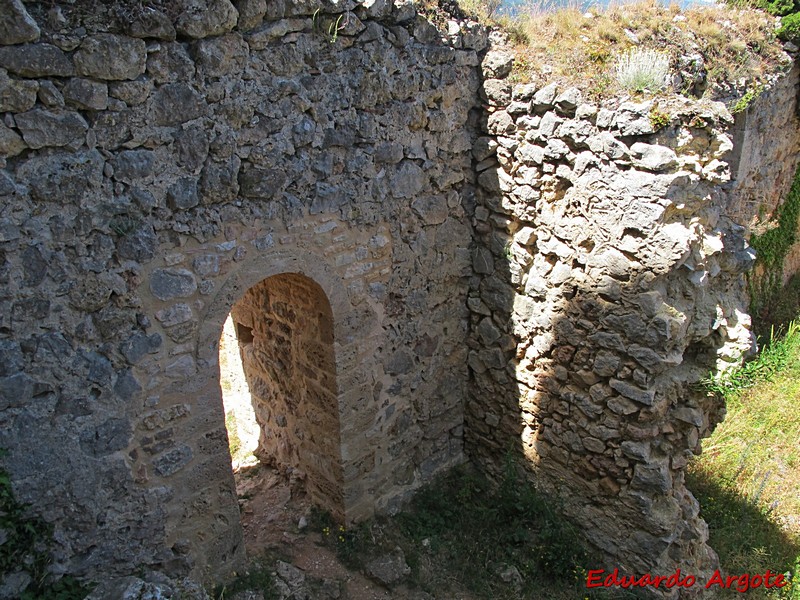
left=467, top=49, right=769, bottom=593
left=0, top=0, right=480, bottom=585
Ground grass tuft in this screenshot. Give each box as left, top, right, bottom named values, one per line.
left=614, top=47, right=671, bottom=92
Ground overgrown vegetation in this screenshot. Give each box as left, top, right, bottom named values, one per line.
left=454, top=0, right=788, bottom=104
left=689, top=321, right=800, bottom=599
left=0, top=453, right=90, bottom=600
left=748, top=163, right=800, bottom=340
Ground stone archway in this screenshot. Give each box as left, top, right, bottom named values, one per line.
left=226, top=273, right=344, bottom=519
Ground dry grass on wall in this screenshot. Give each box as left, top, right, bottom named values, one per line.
left=459, top=0, right=791, bottom=104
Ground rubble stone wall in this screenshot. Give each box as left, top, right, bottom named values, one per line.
left=0, top=0, right=480, bottom=584
left=466, top=50, right=777, bottom=595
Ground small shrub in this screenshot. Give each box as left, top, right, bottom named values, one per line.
left=777, top=11, right=800, bottom=42
left=757, top=0, right=797, bottom=16
left=614, top=48, right=671, bottom=92
left=214, top=559, right=277, bottom=600
left=649, top=107, right=671, bottom=129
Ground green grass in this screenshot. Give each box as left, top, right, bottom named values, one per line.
left=688, top=320, right=800, bottom=599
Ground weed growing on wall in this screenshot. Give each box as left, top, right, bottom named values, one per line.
left=730, top=83, right=766, bottom=113
left=0, top=453, right=89, bottom=600
left=748, top=162, right=800, bottom=337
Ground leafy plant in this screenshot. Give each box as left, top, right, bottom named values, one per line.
left=614, top=48, right=671, bottom=92
left=649, top=106, right=672, bottom=130
left=214, top=556, right=278, bottom=600
left=778, top=12, right=800, bottom=43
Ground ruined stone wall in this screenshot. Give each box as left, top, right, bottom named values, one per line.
left=230, top=273, right=345, bottom=519
left=0, top=0, right=481, bottom=585
left=729, top=64, right=800, bottom=285
left=467, top=49, right=763, bottom=595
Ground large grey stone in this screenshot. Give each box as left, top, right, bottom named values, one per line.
left=146, top=43, right=196, bottom=84
left=0, top=373, right=33, bottom=409
left=15, top=109, right=88, bottom=149
left=0, top=123, right=25, bottom=157
left=609, top=379, right=655, bottom=406
left=19, top=151, right=104, bottom=202
left=175, top=126, right=210, bottom=171
left=150, top=268, right=197, bottom=300
left=411, top=195, right=448, bottom=225
left=630, top=142, right=678, bottom=172
left=239, top=165, right=285, bottom=198
left=233, top=0, right=267, bottom=30
left=176, top=0, right=239, bottom=38
left=0, top=339, right=23, bottom=377
left=0, top=0, right=40, bottom=45
left=391, top=161, right=426, bottom=198
left=63, top=78, right=109, bottom=110
left=200, top=156, right=241, bottom=204
left=194, top=33, right=249, bottom=78
left=127, top=8, right=177, bottom=40
left=532, top=82, right=558, bottom=110
left=112, top=150, right=156, bottom=183
left=0, top=44, right=73, bottom=77
left=615, top=101, right=656, bottom=136
left=150, top=83, right=207, bottom=126
left=74, top=35, right=147, bottom=81
left=554, top=87, right=582, bottom=116
left=167, top=177, right=200, bottom=210
left=481, top=50, right=514, bottom=79
left=117, top=224, right=157, bottom=262
left=80, top=418, right=132, bottom=456
left=0, top=70, right=37, bottom=112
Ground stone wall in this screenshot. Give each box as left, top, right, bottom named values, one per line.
left=729, top=64, right=800, bottom=288
left=0, top=0, right=480, bottom=585
left=467, top=49, right=766, bottom=594
left=230, top=273, right=345, bottom=519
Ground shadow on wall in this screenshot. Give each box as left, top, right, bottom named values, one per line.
left=465, top=77, right=767, bottom=590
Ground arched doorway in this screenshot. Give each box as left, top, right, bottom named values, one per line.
left=220, top=273, right=344, bottom=520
